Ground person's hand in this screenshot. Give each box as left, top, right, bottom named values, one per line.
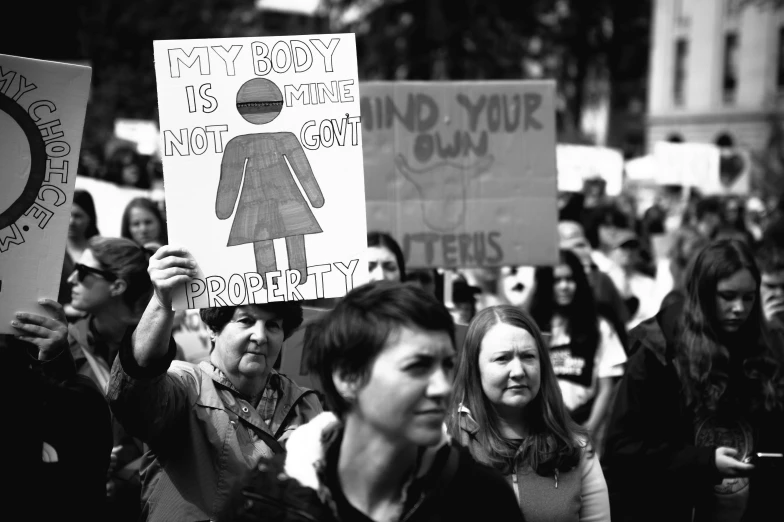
left=11, top=299, right=69, bottom=361
left=148, top=245, right=198, bottom=309
left=762, top=295, right=784, bottom=323
left=715, top=447, right=755, bottom=477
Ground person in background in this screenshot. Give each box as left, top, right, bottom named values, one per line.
left=107, top=245, right=322, bottom=521
left=755, top=240, right=784, bottom=336
left=121, top=197, right=168, bottom=249
left=529, top=249, right=627, bottom=448
left=6, top=299, right=112, bottom=522
left=603, top=239, right=784, bottom=522
left=605, top=229, right=660, bottom=330
left=451, top=275, right=482, bottom=325
left=60, top=189, right=100, bottom=317
left=558, top=221, right=630, bottom=352
left=694, top=196, right=723, bottom=241
left=220, top=282, right=524, bottom=522
left=722, top=196, right=755, bottom=246
left=367, top=231, right=406, bottom=282
left=407, top=268, right=439, bottom=297
left=744, top=196, right=767, bottom=243
left=449, top=305, right=610, bottom=522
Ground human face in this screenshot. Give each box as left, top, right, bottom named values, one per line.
left=560, top=238, right=592, bottom=271
left=211, top=306, right=284, bottom=385
left=129, top=207, right=161, bottom=246
left=478, top=323, right=541, bottom=415
left=714, top=269, right=757, bottom=333
left=67, top=249, right=116, bottom=313
left=760, top=271, right=784, bottom=322
left=68, top=204, right=90, bottom=240
left=553, top=264, right=576, bottom=307
left=367, top=246, right=401, bottom=283
left=350, top=327, right=454, bottom=447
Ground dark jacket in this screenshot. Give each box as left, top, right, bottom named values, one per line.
left=602, top=303, right=784, bottom=522
left=218, top=413, right=525, bottom=522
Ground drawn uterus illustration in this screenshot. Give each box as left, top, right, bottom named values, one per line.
left=395, top=153, right=494, bottom=232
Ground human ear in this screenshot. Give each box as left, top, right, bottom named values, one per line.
left=332, top=370, right=361, bottom=401
left=110, top=279, right=128, bottom=298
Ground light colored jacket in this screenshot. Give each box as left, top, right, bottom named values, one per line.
left=107, top=347, right=322, bottom=522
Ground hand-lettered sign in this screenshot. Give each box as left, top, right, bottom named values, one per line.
left=556, top=144, right=624, bottom=196
left=154, top=35, right=369, bottom=310
left=361, top=81, right=558, bottom=269
left=653, top=141, right=748, bottom=195
left=0, top=54, right=91, bottom=334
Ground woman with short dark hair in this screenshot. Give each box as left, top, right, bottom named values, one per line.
left=219, top=281, right=524, bottom=522
left=448, top=305, right=610, bottom=522
left=107, top=245, right=322, bottom=521
left=603, top=239, right=784, bottom=522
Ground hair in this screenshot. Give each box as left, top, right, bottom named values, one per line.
left=529, top=249, right=600, bottom=359
left=755, top=240, right=784, bottom=275
left=678, top=239, right=784, bottom=414
left=199, top=302, right=303, bottom=343
left=121, top=197, right=168, bottom=245
left=72, top=189, right=100, bottom=238
left=87, top=236, right=152, bottom=312
left=304, top=281, right=454, bottom=418
left=367, top=231, right=406, bottom=282
left=695, top=196, right=722, bottom=222
left=447, top=305, right=587, bottom=475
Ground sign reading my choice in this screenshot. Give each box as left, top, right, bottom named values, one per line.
left=361, top=81, right=559, bottom=269
left=154, top=35, right=369, bottom=310
left=0, top=54, right=91, bottom=334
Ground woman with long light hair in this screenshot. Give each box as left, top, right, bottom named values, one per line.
left=448, top=305, right=610, bottom=522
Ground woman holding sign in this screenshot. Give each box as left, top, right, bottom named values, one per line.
left=107, top=245, right=322, bottom=521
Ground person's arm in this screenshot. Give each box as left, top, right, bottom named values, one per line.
left=579, top=449, right=610, bottom=522
left=107, top=246, right=201, bottom=444
left=584, top=376, right=614, bottom=436
left=133, top=245, right=197, bottom=367
left=585, top=320, right=626, bottom=435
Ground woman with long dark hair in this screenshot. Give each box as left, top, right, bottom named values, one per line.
left=603, top=239, right=784, bottom=522
left=448, top=305, right=609, bottom=521
left=367, top=231, right=406, bottom=283
left=529, top=249, right=627, bottom=441
left=121, top=197, right=168, bottom=249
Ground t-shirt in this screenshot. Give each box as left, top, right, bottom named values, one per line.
left=550, top=318, right=627, bottom=412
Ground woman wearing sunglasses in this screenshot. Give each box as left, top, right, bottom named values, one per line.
left=66, top=236, right=155, bottom=522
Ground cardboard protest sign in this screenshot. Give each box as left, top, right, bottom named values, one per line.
left=154, top=35, right=368, bottom=310
left=362, top=81, right=558, bottom=269
left=0, top=54, right=91, bottom=334
left=556, top=144, right=624, bottom=196
left=653, top=141, right=748, bottom=194
left=114, top=118, right=160, bottom=156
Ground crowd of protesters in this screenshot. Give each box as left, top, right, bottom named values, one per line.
left=5, top=170, right=784, bottom=522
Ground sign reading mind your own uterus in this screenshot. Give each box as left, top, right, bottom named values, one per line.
left=154, top=34, right=369, bottom=309
left=361, top=81, right=559, bottom=269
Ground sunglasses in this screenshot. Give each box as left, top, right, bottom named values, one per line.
left=73, top=263, right=118, bottom=283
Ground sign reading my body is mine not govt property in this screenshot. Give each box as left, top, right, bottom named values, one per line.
left=361, top=81, right=559, bottom=269
left=0, top=54, right=91, bottom=334
left=154, top=35, right=369, bottom=310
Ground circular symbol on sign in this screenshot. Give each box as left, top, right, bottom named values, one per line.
left=236, top=78, right=283, bottom=125
left=0, top=91, right=47, bottom=230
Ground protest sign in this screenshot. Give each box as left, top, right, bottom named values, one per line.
left=556, top=144, right=624, bottom=196
left=652, top=141, right=748, bottom=194
left=114, top=118, right=160, bottom=156
left=362, top=81, right=559, bottom=269
left=0, top=54, right=91, bottom=334
left=154, top=35, right=369, bottom=310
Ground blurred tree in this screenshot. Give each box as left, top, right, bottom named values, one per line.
left=326, top=0, right=650, bottom=148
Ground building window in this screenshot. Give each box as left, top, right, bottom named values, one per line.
left=673, top=38, right=688, bottom=106
left=723, top=33, right=739, bottom=104
left=778, top=27, right=784, bottom=91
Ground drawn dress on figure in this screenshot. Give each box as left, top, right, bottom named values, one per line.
left=216, top=78, right=325, bottom=284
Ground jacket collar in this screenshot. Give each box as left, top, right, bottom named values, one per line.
left=283, top=412, right=451, bottom=492
left=456, top=404, right=479, bottom=436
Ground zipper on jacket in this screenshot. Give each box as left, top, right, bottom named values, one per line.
left=554, top=469, right=559, bottom=489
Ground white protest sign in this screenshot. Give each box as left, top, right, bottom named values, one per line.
left=653, top=141, right=721, bottom=191
left=556, top=144, right=624, bottom=196
left=154, top=35, right=368, bottom=310
left=0, top=54, right=91, bottom=333
left=114, top=118, right=160, bottom=156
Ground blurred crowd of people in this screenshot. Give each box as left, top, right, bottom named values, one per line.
left=6, top=165, right=784, bottom=522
